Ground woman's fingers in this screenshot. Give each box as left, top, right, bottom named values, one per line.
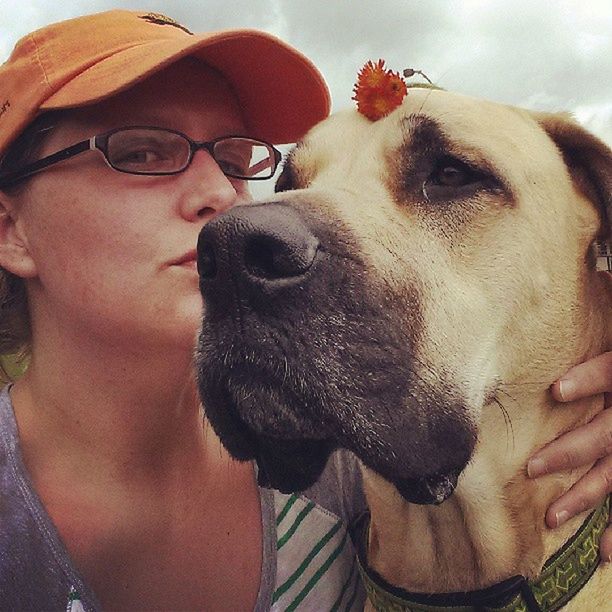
left=542, top=452, right=611, bottom=526
left=550, top=351, right=612, bottom=403
left=528, top=409, right=612, bottom=477
left=530, top=351, right=612, bottom=560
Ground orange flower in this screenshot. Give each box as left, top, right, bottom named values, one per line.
left=352, top=59, right=408, bottom=121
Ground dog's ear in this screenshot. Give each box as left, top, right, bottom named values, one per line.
left=532, top=111, right=611, bottom=243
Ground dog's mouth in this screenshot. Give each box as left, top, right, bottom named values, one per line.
left=394, top=471, right=463, bottom=505
left=196, top=356, right=336, bottom=492
left=200, top=351, right=471, bottom=504
left=196, top=201, right=477, bottom=506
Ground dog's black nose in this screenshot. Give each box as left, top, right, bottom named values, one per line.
left=197, top=203, right=319, bottom=290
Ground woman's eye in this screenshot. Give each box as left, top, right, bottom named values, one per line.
left=118, top=149, right=160, bottom=165
left=218, top=159, right=248, bottom=176
left=111, top=143, right=179, bottom=172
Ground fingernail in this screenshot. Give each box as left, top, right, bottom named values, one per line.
left=527, top=457, right=546, bottom=478
left=555, top=510, right=570, bottom=527
left=558, top=378, right=576, bottom=401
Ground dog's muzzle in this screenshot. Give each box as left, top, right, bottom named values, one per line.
left=196, top=201, right=477, bottom=505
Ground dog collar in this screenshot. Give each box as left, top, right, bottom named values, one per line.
left=352, top=494, right=609, bottom=612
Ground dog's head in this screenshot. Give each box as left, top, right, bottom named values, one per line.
left=196, top=88, right=611, bottom=505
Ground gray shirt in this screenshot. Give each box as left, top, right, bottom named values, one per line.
left=0, top=386, right=366, bottom=610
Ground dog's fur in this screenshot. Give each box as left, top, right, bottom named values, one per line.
left=196, top=88, right=612, bottom=609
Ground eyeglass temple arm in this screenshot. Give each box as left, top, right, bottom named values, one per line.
left=0, top=138, right=94, bottom=188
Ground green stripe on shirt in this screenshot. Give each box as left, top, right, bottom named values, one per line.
left=277, top=500, right=316, bottom=550
left=285, top=528, right=350, bottom=611
left=276, top=493, right=298, bottom=526
left=273, top=519, right=343, bottom=602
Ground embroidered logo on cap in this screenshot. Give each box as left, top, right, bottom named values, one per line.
left=139, top=13, right=193, bottom=35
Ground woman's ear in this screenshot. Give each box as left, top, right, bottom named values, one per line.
left=0, top=195, right=37, bottom=278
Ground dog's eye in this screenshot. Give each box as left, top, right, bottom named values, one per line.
left=429, top=158, right=482, bottom=187
left=421, top=156, right=496, bottom=201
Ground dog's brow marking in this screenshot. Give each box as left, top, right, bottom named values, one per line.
left=276, top=153, right=299, bottom=193
left=399, top=114, right=515, bottom=204
left=402, top=115, right=480, bottom=166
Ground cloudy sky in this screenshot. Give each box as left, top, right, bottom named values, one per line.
left=1, top=0, right=610, bottom=196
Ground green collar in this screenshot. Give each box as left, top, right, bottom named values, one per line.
left=353, top=495, right=609, bottom=612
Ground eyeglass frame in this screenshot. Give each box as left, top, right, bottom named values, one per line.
left=0, top=126, right=283, bottom=189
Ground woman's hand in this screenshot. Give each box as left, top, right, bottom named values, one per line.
left=527, top=351, right=612, bottom=562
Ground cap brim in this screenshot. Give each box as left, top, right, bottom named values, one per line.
left=41, top=30, right=330, bottom=145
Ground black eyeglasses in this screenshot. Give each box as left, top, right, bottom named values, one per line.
left=0, top=126, right=283, bottom=188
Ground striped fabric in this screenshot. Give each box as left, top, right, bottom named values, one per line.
left=271, top=492, right=362, bottom=611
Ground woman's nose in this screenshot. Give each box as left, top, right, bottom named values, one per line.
left=178, top=151, right=240, bottom=221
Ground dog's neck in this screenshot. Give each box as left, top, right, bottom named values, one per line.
left=363, top=393, right=604, bottom=595
left=362, top=275, right=610, bottom=595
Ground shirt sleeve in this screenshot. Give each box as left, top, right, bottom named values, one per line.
left=300, top=449, right=367, bottom=524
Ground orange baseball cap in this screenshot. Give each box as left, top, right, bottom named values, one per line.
left=0, top=10, right=331, bottom=156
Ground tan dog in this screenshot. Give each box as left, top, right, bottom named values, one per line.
left=196, top=88, right=612, bottom=610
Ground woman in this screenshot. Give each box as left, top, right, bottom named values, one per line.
left=0, top=9, right=609, bottom=611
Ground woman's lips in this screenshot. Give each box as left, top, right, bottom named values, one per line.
left=171, top=250, right=198, bottom=268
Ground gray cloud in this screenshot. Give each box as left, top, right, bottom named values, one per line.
left=1, top=0, right=610, bottom=146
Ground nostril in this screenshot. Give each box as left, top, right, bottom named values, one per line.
left=244, top=234, right=319, bottom=279
left=244, top=236, right=277, bottom=279
left=197, top=243, right=217, bottom=278
left=197, top=206, right=216, bottom=219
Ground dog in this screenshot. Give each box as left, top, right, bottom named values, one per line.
left=196, top=86, right=611, bottom=610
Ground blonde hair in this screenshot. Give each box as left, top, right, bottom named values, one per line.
left=0, top=272, right=29, bottom=382
left=0, top=112, right=61, bottom=381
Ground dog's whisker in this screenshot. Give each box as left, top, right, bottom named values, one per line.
left=492, top=396, right=515, bottom=453
left=415, top=84, right=437, bottom=117
left=497, top=388, right=518, bottom=404
left=498, top=381, right=558, bottom=388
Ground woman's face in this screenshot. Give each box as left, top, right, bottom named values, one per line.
left=10, top=60, right=251, bottom=352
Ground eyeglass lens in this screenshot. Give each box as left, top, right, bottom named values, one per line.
left=105, top=129, right=275, bottom=179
